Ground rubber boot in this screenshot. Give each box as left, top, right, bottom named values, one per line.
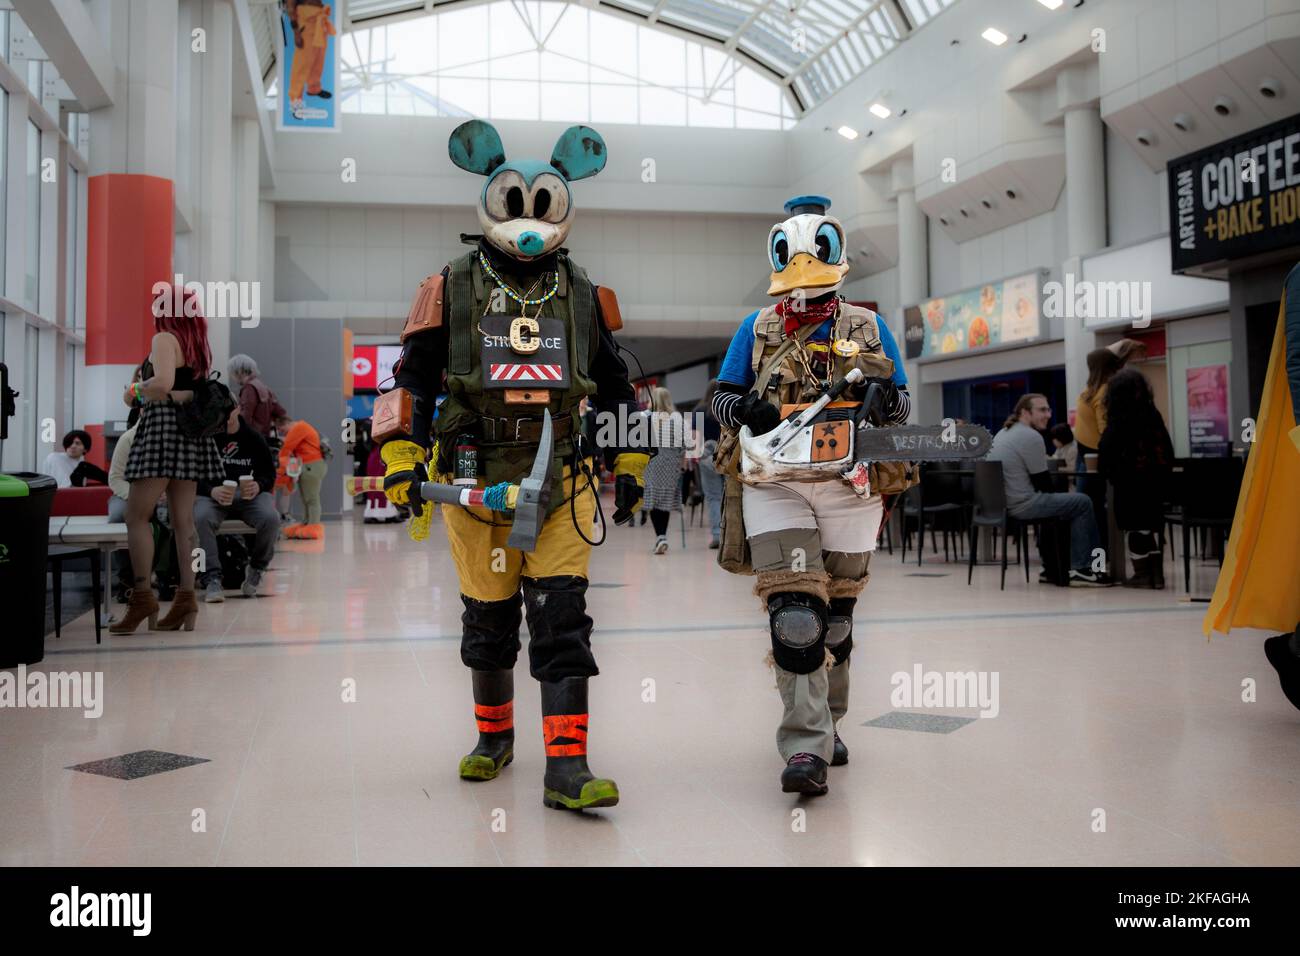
left=540, top=677, right=619, bottom=811
left=774, top=664, right=833, bottom=795
left=1263, top=630, right=1300, bottom=712
left=155, top=587, right=199, bottom=631
left=109, top=584, right=159, bottom=635
left=459, top=669, right=515, bottom=781
left=781, top=752, right=829, bottom=794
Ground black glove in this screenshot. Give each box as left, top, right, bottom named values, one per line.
left=612, top=473, right=644, bottom=525
left=734, top=393, right=781, bottom=435
left=858, top=377, right=899, bottom=418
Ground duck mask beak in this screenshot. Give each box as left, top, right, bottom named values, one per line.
left=768, top=253, right=849, bottom=297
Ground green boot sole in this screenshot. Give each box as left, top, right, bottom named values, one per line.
left=542, top=778, right=620, bottom=811
left=458, top=751, right=513, bottom=781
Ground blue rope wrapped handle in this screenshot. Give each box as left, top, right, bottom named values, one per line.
left=482, top=482, right=513, bottom=512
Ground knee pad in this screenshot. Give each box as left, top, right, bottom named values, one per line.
left=460, top=593, right=523, bottom=670
left=768, top=592, right=828, bottom=674
left=825, top=597, right=856, bottom=665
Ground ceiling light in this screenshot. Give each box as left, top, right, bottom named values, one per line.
left=1037, top=0, right=1064, bottom=9
left=982, top=27, right=1008, bottom=45
left=838, top=125, right=859, bottom=140
left=869, top=103, right=891, bottom=119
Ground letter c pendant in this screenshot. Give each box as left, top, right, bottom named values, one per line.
left=509, top=316, right=541, bottom=354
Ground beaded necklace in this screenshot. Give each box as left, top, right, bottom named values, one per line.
left=477, top=250, right=560, bottom=318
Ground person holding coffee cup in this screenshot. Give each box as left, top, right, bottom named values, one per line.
left=194, top=404, right=281, bottom=602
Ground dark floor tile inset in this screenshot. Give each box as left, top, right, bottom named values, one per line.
left=904, top=573, right=951, bottom=578
left=66, top=750, right=211, bottom=780
left=864, top=712, right=977, bottom=734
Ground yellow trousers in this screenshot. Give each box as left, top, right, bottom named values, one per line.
left=443, top=466, right=598, bottom=602
left=289, top=5, right=332, bottom=99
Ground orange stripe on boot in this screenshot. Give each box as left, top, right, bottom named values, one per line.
left=475, top=701, right=513, bottom=733
left=542, top=713, right=588, bottom=757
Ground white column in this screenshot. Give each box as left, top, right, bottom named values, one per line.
left=891, top=158, right=935, bottom=423
left=196, top=0, right=235, bottom=374
left=1058, top=65, right=1107, bottom=413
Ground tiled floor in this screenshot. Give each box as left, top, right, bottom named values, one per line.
left=5, top=507, right=1298, bottom=867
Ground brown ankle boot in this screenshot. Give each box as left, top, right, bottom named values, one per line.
left=109, top=587, right=160, bottom=635
left=156, top=588, right=199, bottom=631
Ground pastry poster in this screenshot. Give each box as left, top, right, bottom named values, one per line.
left=914, top=272, right=1042, bottom=359
left=1187, top=364, right=1231, bottom=457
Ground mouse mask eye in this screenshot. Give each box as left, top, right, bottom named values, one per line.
left=529, top=173, right=570, bottom=224
left=484, top=170, right=529, bottom=221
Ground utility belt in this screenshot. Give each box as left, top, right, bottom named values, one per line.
left=477, top=412, right=575, bottom=445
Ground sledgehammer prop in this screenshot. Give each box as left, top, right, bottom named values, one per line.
left=346, top=415, right=555, bottom=552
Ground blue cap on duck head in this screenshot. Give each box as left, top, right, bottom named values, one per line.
left=784, top=195, right=832, bottom=216
left=449, top=119, right=608, bottom=261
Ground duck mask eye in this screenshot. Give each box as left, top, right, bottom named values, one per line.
left=814, top=222, right=843, bottom=264
left=484, top=171, right=529, bottom=221
left=770, top=229, right=790, bottom=271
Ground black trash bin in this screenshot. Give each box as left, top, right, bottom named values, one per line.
left=0, top=472, right=57, bottom=667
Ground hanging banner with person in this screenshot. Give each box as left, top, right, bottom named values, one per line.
left=277, top=0, right=341, bottom=132
left=1186, top=363, right=1231, bottom=457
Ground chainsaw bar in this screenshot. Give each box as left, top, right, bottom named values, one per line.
left=852, top=424, right=992, bottom=462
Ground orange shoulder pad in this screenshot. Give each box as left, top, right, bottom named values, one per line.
left=596, top=286, right=622, bottom=332
left=400, top=274, right=445, bottom=342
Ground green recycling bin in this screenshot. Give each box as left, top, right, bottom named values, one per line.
left=0, top=472, right=57, bottom=667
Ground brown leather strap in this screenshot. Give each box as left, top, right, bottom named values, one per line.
left=480, top=413, right=575, bottom=444
left=753, top=321, right=820, bottom=397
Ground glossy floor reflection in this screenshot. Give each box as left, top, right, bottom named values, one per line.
left=5, top=507, right=1298, bottom=867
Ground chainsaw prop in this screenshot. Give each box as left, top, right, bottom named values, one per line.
left=738, top=368, right=991, bottom=485
left=348, top=415, right=555, bottom=552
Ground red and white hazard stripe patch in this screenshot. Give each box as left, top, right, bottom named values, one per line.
left=489, top=364, right=562, bottom=382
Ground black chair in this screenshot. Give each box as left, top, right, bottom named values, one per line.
left=966, top=460, right=1031, bottom=590
left=47, top=545, right=103, bottom=644
left=900, top=463, right=968, bottom=565
left=1170, top=456, right=1244, bottom=593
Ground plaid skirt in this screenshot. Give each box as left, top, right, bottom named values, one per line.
left=125, top=400, right=224, bottom=483
left=643, top=447, right=684, bottom=512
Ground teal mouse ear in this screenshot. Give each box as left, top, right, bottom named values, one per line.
left=449, top=120, right=506, bottom=176
left=550, top=125, right=607, bottom=181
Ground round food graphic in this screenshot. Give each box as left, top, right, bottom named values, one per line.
left=980, top=285, right=996, bottom=314
left=926, top=298, right=945, bottom=331
left=941, top=332, right=959, bottom=353
left=968, top=316, right=990, bottom=348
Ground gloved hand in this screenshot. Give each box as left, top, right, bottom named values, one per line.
left=381, top=440, right=427, bottom=511
left=865, top=376, right=901, bottom=417
left=734, top=393, right=781, bottom=436
left=612, top=452, right=649, bottom=525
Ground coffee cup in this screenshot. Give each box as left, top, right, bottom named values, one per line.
left=1084, top=453, right=1098, bottom=473
left=239, top=474, right=256, bottom=497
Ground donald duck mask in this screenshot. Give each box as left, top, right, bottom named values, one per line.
left=766, top=195, right=849, bottom=298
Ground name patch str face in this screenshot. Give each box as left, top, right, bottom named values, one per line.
left=480, top=315, right=571, bottom=389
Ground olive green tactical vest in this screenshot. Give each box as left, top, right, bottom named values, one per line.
left=437, top=250, right=599, bottom=515
left=750, top=302, right=894, bottom=409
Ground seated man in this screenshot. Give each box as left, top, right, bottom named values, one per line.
left=42, top=429, right=109, bottom=488
left=988, top=393, right=1113, bottom=587
left=195, top=405, right=279, bottom=602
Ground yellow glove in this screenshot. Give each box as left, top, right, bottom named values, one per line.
left=612, top=452, right=650, bottom=525
left=380, top=439, right=426, bottom=506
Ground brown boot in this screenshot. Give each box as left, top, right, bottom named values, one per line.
left=109, top=587, right=160, bottom=635
left=156, top=587, right=199, bottom=632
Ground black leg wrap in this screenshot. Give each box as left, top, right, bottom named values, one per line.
left=768, top=591, right=828, bottom=674
left=827, top=596, right=855, bottom=666
left=523, top=575, right=598, bottom=682
left=459, top=592, right=523, bottom=671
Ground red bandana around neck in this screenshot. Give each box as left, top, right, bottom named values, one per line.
left=776, top=295, right=839, bottom=337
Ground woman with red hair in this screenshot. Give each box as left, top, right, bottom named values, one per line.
left=111, top=285, right=225, bottom=634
